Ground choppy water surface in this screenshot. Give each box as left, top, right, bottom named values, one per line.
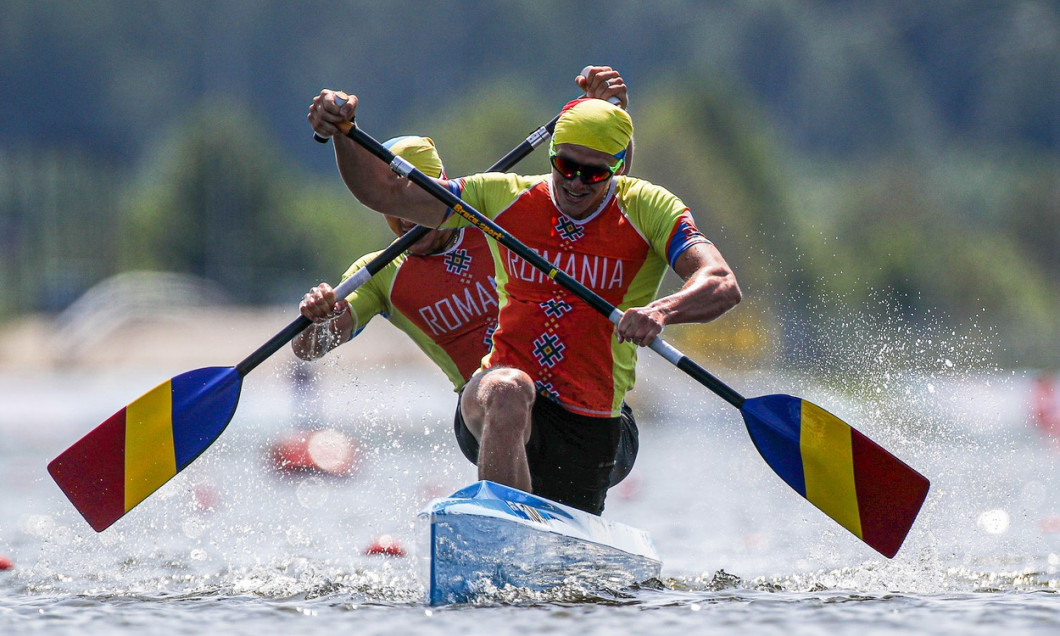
left=1, top=321, right=1058, bottom=635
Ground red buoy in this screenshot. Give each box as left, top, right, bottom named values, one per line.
left=363, top=534, right=406, bottom=557
left=269, top=429, right=360, bottom=476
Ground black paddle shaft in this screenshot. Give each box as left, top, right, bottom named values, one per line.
left=342, top=122, right=749, bottom=411
left=233, top=115, right=562, bottom=378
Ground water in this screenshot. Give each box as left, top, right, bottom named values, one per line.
left=2, top=320, right=1059, bottom=635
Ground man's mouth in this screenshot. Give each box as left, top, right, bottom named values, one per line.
left=561, top=186, right=590, bottom=201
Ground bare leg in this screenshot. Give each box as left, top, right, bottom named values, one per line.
left=459, top=367, right=536, bottom=492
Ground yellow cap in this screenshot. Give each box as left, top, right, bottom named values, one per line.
left=383, top=136, right=446, bottom=237
left=551, top=98, right=633, bottom=159
left=383, top=135, right=446, bottom=178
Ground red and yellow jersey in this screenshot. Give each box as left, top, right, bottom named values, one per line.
left=447, top=173, right=709, bottom=417
left=339, top=228, right=497, bottom=391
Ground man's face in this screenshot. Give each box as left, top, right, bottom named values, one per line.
left=385, top=215, right=455, bottom=256
left=549, top=143, right=620, bottom=220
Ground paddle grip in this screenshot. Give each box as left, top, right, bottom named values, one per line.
left=579, top=65, right=624, bottom=107
left=314, top=95, right=350, bottom=143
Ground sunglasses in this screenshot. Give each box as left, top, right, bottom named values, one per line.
left=549, top=153, right=622, bottom=185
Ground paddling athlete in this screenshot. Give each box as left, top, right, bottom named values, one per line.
left=295, top=70, right=639, bottom=488
left=294, top=68, right=630, bottom=386
left=292, top=135, right=500, bottom=389
left=308, top=69, right=740, bottom=515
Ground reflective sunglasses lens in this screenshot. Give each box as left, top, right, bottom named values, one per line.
left=551, top=155, right=612, bottom=184
left=550, top=155, right=578, bottom=179
left=581, top=167, right=612, bottom=184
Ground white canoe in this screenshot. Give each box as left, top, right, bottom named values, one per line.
left=419, top=480, right=661, bottom=605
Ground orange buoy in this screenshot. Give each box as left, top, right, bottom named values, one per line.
left=269, top=429, right=360, bottom=476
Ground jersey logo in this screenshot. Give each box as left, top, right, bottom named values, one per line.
left=444, top=248, right=472, bottom=275
left=540, top=298, right=572, bottom=318
left=535, top=380, right=560, bottom=401
left=483, top=322, right=497, bottom=348
left=554, top=215, right=584, bottom=242
left=532, top=333, right=565, bottom=368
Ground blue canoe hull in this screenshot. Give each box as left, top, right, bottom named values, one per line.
left=420, top=481, right=662, bottom=605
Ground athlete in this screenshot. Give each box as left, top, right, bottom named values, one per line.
left=306, top=69, right=737, bottom=514
left=291, top=136, right=498, bottom=389
left=294, top=68, right=638, bottom=486
left=294, top=67, right=630, bottom=379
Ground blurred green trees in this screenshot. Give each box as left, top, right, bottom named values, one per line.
left=117, top=103, right=386, bottom=303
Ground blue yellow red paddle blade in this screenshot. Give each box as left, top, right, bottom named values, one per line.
left=740, top=394, right=930, bottom=558
left=47, top=366, right=242, bottom=532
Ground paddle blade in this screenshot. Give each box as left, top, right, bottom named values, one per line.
left=740, top=394, right=930, bottom=558
left=48, top=367, right=243, bottom=532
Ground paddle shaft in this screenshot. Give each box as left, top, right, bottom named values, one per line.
left=234, top=113, right=564, bottom=378
left=339, top=122, right=748, bottom=410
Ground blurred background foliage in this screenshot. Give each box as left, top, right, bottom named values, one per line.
left=0, top=0, right=1056, bottom=369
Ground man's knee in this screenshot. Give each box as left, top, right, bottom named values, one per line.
left=460, top=368, right=535, bottom=440
left=478, top=368, right=536, bottom=411
left=467, top=368, right=535, bottom=445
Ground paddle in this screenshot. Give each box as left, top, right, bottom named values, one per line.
left=335, top=121, right=930, bottom=559
left=47, top=114, right=562, bottom=533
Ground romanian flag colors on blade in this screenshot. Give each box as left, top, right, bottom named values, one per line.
left=48, top=367, right=242, bottom=532
left=741, top=394, right=930, bottom=558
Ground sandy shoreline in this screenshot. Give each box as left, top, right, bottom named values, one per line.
left=0, top=306, right=427, bottom=373
left=0, top=306, right=456, bottom=444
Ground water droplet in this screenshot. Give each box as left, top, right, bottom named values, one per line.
left=976, top=509, right=1010, bottom=535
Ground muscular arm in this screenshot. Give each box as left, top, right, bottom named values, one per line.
left=309, top=91, right=450, bottom=227
left=615, top=242, right=742, bottom=346
left=291, top=283, right=356, bottom=361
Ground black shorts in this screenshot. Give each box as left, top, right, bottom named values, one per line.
left=453, top=394, right=639, bottom=515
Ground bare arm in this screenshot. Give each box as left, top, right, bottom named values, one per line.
left=615, top=242, right=742, bottom=346
left=307, top=90, right=449, bottom=227
left=291, top=283, right=356, bottom=361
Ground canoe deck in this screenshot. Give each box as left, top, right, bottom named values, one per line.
left=419, top=480, right=661, bottom=605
